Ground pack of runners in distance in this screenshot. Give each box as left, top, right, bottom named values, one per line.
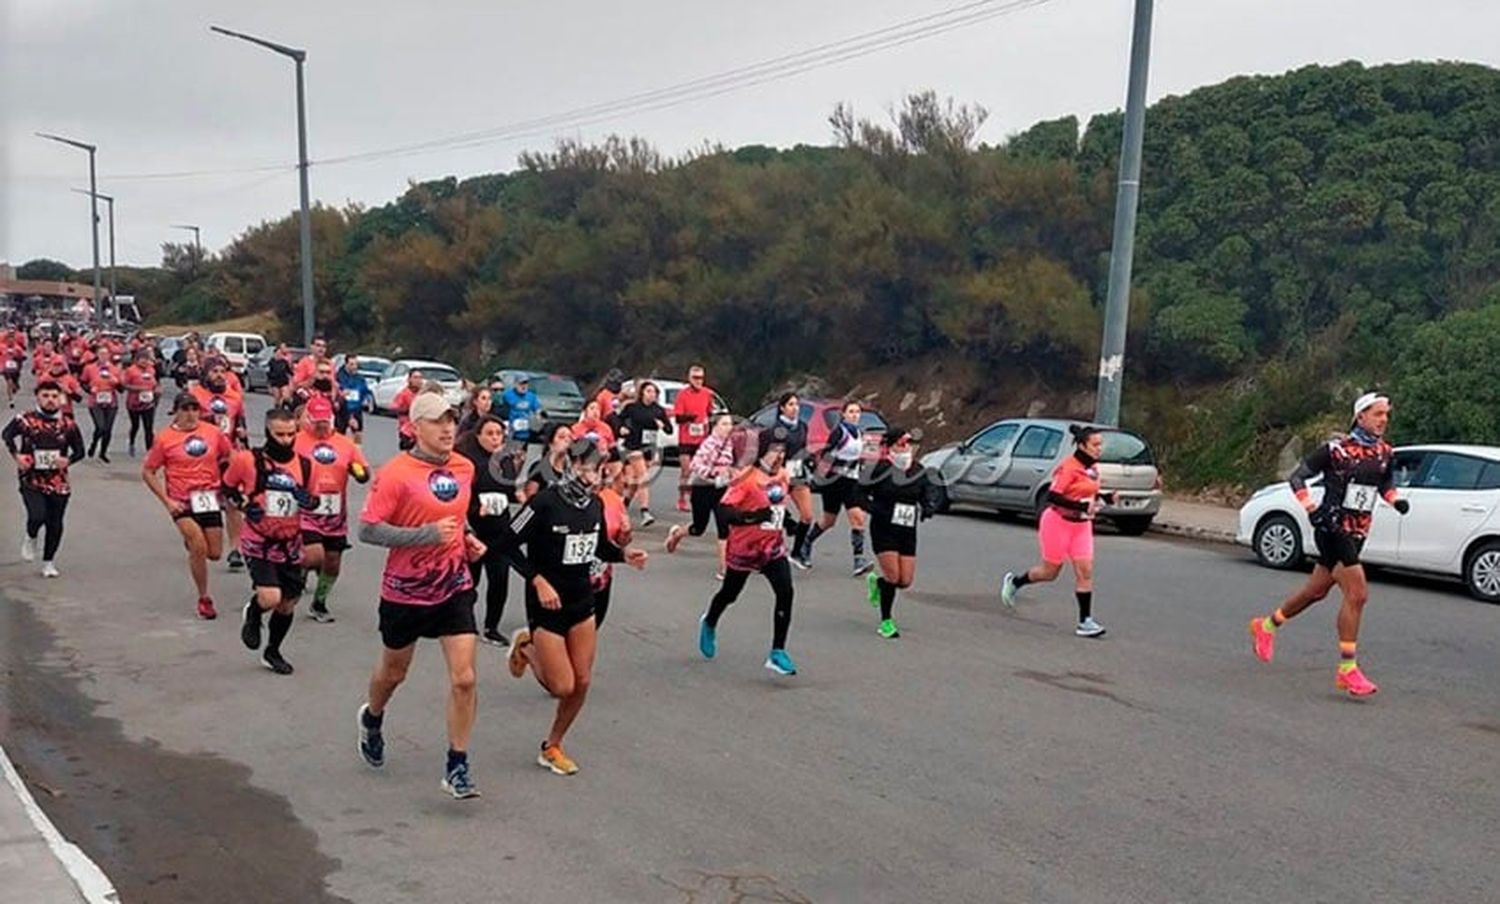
left=2, top=322, right=1413, bottom=801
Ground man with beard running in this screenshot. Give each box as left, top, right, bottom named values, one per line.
left=295, top=396, right=370, bottom=623
left=4, top=381, right=86, bottom=577
left=191, top=359, right=249, bottom=571
left=1248, top=393, right=1410, bottom=697
left=356, top=393, right=489, bottom=799
left=142, top=392, right=234, bottom=619
left=226, top=408, right=319, bottom=675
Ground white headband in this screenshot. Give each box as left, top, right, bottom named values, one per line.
left=1352, top=392, right=1389, bottom=419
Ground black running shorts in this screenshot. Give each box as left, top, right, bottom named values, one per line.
left=301, top=530, right=350, bottom=553
left=173, top=509, right=224, bottom=530
left=871, top=522, right=918, bottom=557
left=525, top=585, right=596, bottom=637
left=1313, top=529, right=1365, bottom=571
left=247, top=556, right=307, bottom=599
left=378, top=589, right=479, bottom=650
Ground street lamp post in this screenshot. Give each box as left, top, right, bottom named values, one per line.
left=1093, top=0, right=1155, bottom=428
left=171, top=224, right=202, bottom=277
left=72, top=188, right=116, bottom=303
left=37, top=132, right=103, bottom=320
left=211, top=25, right=315, bottom=346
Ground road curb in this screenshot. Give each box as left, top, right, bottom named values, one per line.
left=1148, top=519, right=1238, bottom=545
left=0, top=744, right=119, bottom=904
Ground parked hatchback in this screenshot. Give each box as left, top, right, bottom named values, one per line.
left=245, top=346, right=309, bottom=393
left=921, top=418, right=1162, bottom=535
left=746, top=398, right=889, bottom=460
left=1237, top=443, right=1500, bottom=603
left=372, top=359, right=468, bottom=412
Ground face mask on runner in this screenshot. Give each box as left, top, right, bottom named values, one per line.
left=206, top=377, right=227, bottom=393
left=314, top=378, right=333, bottom=390
left=892, top=451, right=914, bottom=470
left=264, top=431, right=296, bottom=463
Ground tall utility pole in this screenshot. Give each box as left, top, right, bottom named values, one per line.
left=211, top=25, right=315, bottom=345
left=1093, top=0, right=1155, bottom=428
left=72, top=188, right=116, bottom=302
left=172, top=224, right=202, bottom=276
left=38, top=132, right=103, bottom=320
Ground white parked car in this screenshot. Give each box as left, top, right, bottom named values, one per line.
left=205, top=331, right=267, bottom=375
left=1237, top=443, right=1500, bottom=602
left=620, top=378, right=729, bottom=463
left=371, top=359, right=468, bottom=414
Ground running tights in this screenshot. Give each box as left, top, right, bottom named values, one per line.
left=704, top=557, right=794, bottom=649
left=469, top=553, right=511, bottom=632
left=128, top=408, right=156, bottom=450
left=689, top=485, right=727, bottom=538
left=877, top=577, right=898, bottom=621
left=87, top=405, right=118, bottom=457
left=20, top=488, right=69, bottom=560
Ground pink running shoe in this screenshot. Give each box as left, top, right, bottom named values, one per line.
left=1336, top=666, right=1379, bottom=697
left=1249, top=618, right=1276, bottom=663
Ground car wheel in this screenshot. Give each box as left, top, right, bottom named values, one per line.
left=1113, top=515, right=1154, bottom=536
left=1464, top=540, right=1500, bottom=604
left=1253, top=514, right=1303, bottom=570
left=363, top=395, right=374, bottom=414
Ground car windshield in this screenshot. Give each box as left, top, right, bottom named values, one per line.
left=1100, top=431, right=1155, bottom=466
left=414, top=367, right=461, bottom=384
left=534, top=376, right=584, bottom=401
left=357, top=360, right=389, bottom=376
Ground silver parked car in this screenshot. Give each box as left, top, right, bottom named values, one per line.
left=921, top=418, right=1163, bottom=535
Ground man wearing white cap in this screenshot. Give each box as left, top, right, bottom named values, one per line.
left=1248, top=392, right=1410, bottom=696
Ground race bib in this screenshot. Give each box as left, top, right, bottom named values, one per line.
left=3, top=360, right=16, bottom=372
left=215, top=414, right=233, bottom=433
left=511, top=417, right=530, bottom=434
left=761, top=505, right=787, bottom=532
left=1342, top=483, right=1379, bottom=513
left=892, top=502, right=918, bottom=528
left=138, top=390, right=153, bottom=403
left=687, top=422, right=706, bottom=438
left=95, top=391, right=114, bottom=405
left=33, top=449, right=61, bottom=470
left=641, top=429, right=659, bottom=445
left=477, top=492, right=508, bottom=517
left=562, top=532, right=598, bottom=566
left=189, top=489, right=220, bottom=513
left=343, top=388, right=361, bottom=402
left=315, top=493, right=342, bottom=516
left=263, top=490, right=297, bottom=518
left=786, top=459, right=805, bottom=479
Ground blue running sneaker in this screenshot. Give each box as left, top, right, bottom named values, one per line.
left=357, top=704, right=384, bottom=769
left=764, top=648, right=797, bottom=676
left=442, top=760, right=481, bottom=800
left=698, top=614, right=717, bottom=660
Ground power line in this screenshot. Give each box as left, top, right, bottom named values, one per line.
left=314, top=0, right=1051, bottom=167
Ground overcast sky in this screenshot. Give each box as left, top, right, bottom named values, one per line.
left=3, top=0, right=1496, bottom=270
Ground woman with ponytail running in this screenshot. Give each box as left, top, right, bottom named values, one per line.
left=1000, top=423, right=1112, bottom=638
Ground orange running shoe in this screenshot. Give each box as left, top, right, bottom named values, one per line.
left=1336, top=666, right=1379, bottom=697
left=538, top=743, right=579, bottom=775
left=507, top=628, right=531, bottom=679
left=1249, top=618, right=1276, bottom=663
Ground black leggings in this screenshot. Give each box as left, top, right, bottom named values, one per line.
left=20, top=488, right=69, bottom=560
left=128, top=407, right=156, bottom=449
left=469, top=553, right=511, bottom=632
left=689, top=484, right=729, bottom=539
left=704, top=556, right=794, bottom=650
left=87, top=405, right=118, bottom=456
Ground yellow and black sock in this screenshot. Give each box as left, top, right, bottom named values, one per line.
left=1338, top=641, right=1358, bottom=674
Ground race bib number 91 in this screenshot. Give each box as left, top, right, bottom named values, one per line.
left=263, top=490, right=297, bottom=518
left=761, top=505, right=787, bottom=532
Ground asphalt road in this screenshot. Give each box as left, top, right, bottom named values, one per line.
left=2, top=389, right=1498, bottom=904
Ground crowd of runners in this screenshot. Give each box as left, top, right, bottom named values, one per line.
left=4, top=321, right=1413, bottom=799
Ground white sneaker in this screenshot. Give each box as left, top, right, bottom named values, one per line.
left=1000, top=572, right=1018, bottom=608
left=1075, top=617, right=1106, bottom=638
left=20, top=536, right=36, bottom=562
left=40, top=561, right=59, bottom=579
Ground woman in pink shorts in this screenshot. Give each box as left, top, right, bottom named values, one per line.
left=999, top=424, right=1113, bottom=637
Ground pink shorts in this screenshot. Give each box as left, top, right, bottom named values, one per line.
left=1038, top=507, right=1094, bottom=564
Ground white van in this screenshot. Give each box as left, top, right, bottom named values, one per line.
left=206, top=332, right=268, bottom=374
